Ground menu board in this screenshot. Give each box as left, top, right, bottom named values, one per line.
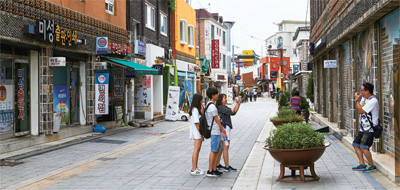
left=165, top=86, right=180, bottom=121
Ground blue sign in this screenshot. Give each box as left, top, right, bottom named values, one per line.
left=53, top=85, right=69, bottom=123
left=96, top=37, right=108, bottom=54
left=236, top=75, right=241, bottom=80
left=134, top=40, right=146, bottom=56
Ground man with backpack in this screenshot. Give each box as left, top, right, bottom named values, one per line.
left=352, top=82, right=379, bottom=172
left=204, top=88, right=227, bottom=177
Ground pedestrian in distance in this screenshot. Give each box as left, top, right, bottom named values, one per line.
left=249, top=90, right=252, bottom=102
left=189, top=93, right=205, bottom=175
left=205, top=88, right=227, bottom=177
left=290, top=91, right=302, bottom=115
left=253, top=89, right=257, bottom=102
left=216, top=94, right=241, bottom=172
left=352, top=82, right=378, bottom=172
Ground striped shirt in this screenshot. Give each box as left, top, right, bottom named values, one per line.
left=290, top=96, right=301, bottom=110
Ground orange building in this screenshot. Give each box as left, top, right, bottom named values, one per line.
left=171, top=0, right=197, bottom=101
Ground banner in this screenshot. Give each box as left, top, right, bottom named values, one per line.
left=227, top=87, right=233, bottom=105
left=134, top=75, right=151, bottom=112
left=95, top=73, right=109, bottom=115
left=53, top=85, right=69, bottom=122
left=165, top=86, right=180, bottom=121
left=113, top=67, right=123, bottom=99
left=0, top=83, right=14, bottom=132
left=211, top=39, right=220, bottom=68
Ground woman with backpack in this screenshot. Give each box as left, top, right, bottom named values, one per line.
left=215, top=94, right=241, bottom=172
left=189, top=93, right=205, bottom=175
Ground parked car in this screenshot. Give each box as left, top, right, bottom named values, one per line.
left=177, top=110, right=189, bottom=121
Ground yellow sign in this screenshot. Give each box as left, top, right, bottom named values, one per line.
left=154, top=60, right=162, bottom=64
left=242, top=50, right=254, bottom=61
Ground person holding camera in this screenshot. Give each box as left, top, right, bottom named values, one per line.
left=352, top=82, right=378, bottom=172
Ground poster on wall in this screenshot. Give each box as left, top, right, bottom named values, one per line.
left=113, top=67, right=124, bottom=99
left=0, top=82, right=14, bottom=132
left=165, top=86, right=180, bottom=121
left=134, top=75, right=151, bottom=112
left=95, top=73, right=109, bottom=115
left=53, top=85, right=70, bottom=123
left=227, top=87, right=233, bottom=105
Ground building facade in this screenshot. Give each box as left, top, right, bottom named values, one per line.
left=310, top=0, right=399, bottom=182
left=292, top=26, right=311, bottom=97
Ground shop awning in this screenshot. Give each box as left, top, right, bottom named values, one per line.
left=102, top=57, right=159, bottom=75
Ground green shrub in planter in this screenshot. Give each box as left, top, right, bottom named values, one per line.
left=277, top=109, right=296, bottom=117
left=265, top=123, right=324, bottom=149
left=270, top=114, right=304, bottom=123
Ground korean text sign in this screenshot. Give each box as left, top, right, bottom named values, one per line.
left=95, top=73, right=109, bottom=115
left=211, top=39, right=219, bottom=68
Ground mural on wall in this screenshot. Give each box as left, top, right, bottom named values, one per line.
left=380, top=8, right=399, bottom=155
left=355, top=24, right=374, bottom=88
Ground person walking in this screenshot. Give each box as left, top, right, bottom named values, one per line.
left=205, top=88, right=227, bottom=177
left=253, top=89, right=257, bottom=102
left=352, top=82, right=378, bottom=172
left=216, top=94, right=241, bottom=172
left=290, top=91, right=302, bottom=115
left=189, top=93, right=205, bottom=175
left=249, top=90, right=252, bottom=102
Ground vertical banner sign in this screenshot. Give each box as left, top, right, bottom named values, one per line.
left=134, top=75, right=151, bottom=112
left=165, top=86, right=180, bottom=121
left=17, top=69, right=25, bottom=120
left=53, top=85, right=70, bottom=122
left=113, top=68, right=123, bottom=99
left=211, top=39, right=220, bottom=68
left=95, top=73, right=109, bottom=115
left=227, top=87, right=233, bottom=105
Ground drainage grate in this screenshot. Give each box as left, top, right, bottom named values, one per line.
left=97, top=157, right=117, bottom=161
left=0, top=160, right=24, bottom=167
left=92, top=139, right=128, bottom=144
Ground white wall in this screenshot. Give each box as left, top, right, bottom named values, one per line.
left=30, top=50, right=39, bottom=135
left=153, top=75, right=163, bottom=114
left=79, top=61, right=87, bottom=125
left=145, top=44, right=165, bottom=117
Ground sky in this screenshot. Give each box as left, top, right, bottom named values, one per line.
left=191, top=0, right=310, bottom=57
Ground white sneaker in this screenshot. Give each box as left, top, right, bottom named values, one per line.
left=191, top=169, right=205, bottom=175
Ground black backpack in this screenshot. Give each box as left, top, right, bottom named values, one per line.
left=199, top=102, right=215, bottom=139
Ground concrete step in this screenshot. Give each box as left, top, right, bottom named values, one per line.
left=153, top=114, right=165, bottom=122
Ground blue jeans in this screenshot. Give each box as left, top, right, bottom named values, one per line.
left=211, top=135, right=222, bottom=152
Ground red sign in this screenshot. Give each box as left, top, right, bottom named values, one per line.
left=211, top=39, right=219, bottom=68
left=269, top=57, right=290, bottom=81
left=107, top=42, right=132, bottom=56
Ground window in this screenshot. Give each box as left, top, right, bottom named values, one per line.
left=160, top=13, right=167, bottom=36
left=279, top=25, right=283, bottom=31
left=188, top=25, right=194, bottom=47
left=277, top=36, right=283, bottom=49
left=145, top=4, right=155, bottom=30
left=185, top=0, right=191, bottom=6
left=293, top=49, right=297, bottom=56
left=211, top=25, right=215, bottom=40
left=223, top=54, right=226, bottom=69
left=105, top=0, right=114, bottom=15
left=180, top=20, right=187, bottom=44
left=222, top=31, right=226, bottom=46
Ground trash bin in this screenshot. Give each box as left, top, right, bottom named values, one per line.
left=53, top=113, right=61, bottom=133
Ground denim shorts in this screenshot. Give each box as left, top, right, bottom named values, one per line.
left=352, top=131, right=374, bottom=150
left=211, top=135, right=222, bottom=152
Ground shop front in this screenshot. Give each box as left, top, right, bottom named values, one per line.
left=176, top=60, right=197, bottom=112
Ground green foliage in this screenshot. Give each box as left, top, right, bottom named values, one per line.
left=306, top=73, right=314, bottom=103
left=277, top=109, right=296, bottom=117
left=279, top=91, right=290, bottom=108
left=300, top=96, right=310, bottom=111
left=240, top=91, right=245, bottom=98
left=266, top=123, right=325, bottom=149
left=270, top=114, right=304, bottom=123
left=291, top=87, right=297, bottom=97
left=168, top=0, right=176, bottom=11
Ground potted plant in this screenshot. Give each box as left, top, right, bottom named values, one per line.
left=270, top=109, right=304, bottom=127
left=300, top=96, right=310, bottom=123
left=264, top=123, right=330, bottom=182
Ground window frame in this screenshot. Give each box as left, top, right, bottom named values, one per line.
left=188, top=24, right=194, bottom=48
left=105, top=0, right=114, bottom=15
left=211, top=25, right=215, bottom=40
left=160, top=13, right=168, bottom=36
left=222, top=31, right=226, bottom=46
left=145, top=3, right=156, bottom=31
left=180, top=19, right=187, bottom=44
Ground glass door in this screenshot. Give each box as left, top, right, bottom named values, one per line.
left=70, top=67, right=79, bottom=124
left=53, top=66, right=69, bottom=126
left=0, top=58, right=14, bottom=133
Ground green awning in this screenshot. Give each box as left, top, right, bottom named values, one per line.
left=102, top=57, right=159, bottom=75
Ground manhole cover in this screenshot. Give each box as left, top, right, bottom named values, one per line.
left=142, top=132, right=161, bottom=136
left=92, top=139, right=128, bottom=144
left=0, top=160, right=24, bottom=167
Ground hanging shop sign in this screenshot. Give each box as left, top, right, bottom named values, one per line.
left=152, top=65, right=163, bottom=75
left=134, top=75, right=151, bottom=112
left=125, top=68, right=136, bottom=79
left=134, top=40, right=146, bottom=56
left=216, top=73, right=227, bottom=82
left=324, top=60, right=337, bottom=68
left=96, top=37, right=108, bottom=54
left=165, top=86, right=180, bottom=121
left=113, top=68, right=124, bottom=99
left=201, top=83, right=209, bottom=89
left=95, top=73, right=109, bottom=115
left=94, top=62, right=107, bottom=70
left=108, top=42, right=132, bottom=57
left=53, top=85, right=70, bottom=122
left=211, top=39, right=220, bottom=68
left=49, top=57, right=66, bottom=66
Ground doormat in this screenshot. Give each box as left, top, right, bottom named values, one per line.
left=0, top=160, right=24, bottom=166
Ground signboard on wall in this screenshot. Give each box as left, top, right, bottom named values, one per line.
left=165, top=86, right=180, bottom=121
left=0, top=66, right=14, bottom=132
left=324, top=60, right=337, bottom=68
left=49, top=57, right=66, bottom=66
left=134, top=75, right=151, bottom=112
left=96, top=37, right=108, bottom=54
left=94, top=62, right=107, bottom=70
left=95, top=73, right=109, bottom=115
left=134, top=40, right=146, bottom=56
left=53, top=85, right=70, bottom=122
left=211, top=39, right=220, bottom=68
left=113, top=68, right=124, bottom=99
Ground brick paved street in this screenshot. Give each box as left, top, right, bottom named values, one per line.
left=1, top=98, right=398, bottom=190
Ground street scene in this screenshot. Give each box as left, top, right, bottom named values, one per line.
left=0, top=0, right=400, bottom=189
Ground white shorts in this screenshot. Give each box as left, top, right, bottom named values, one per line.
left=221, top=127, right=232, bottom=141
left=190, top=124, right=201, bottom=140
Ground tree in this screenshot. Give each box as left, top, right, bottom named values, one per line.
left=306, top=73, right=314, bottom=103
